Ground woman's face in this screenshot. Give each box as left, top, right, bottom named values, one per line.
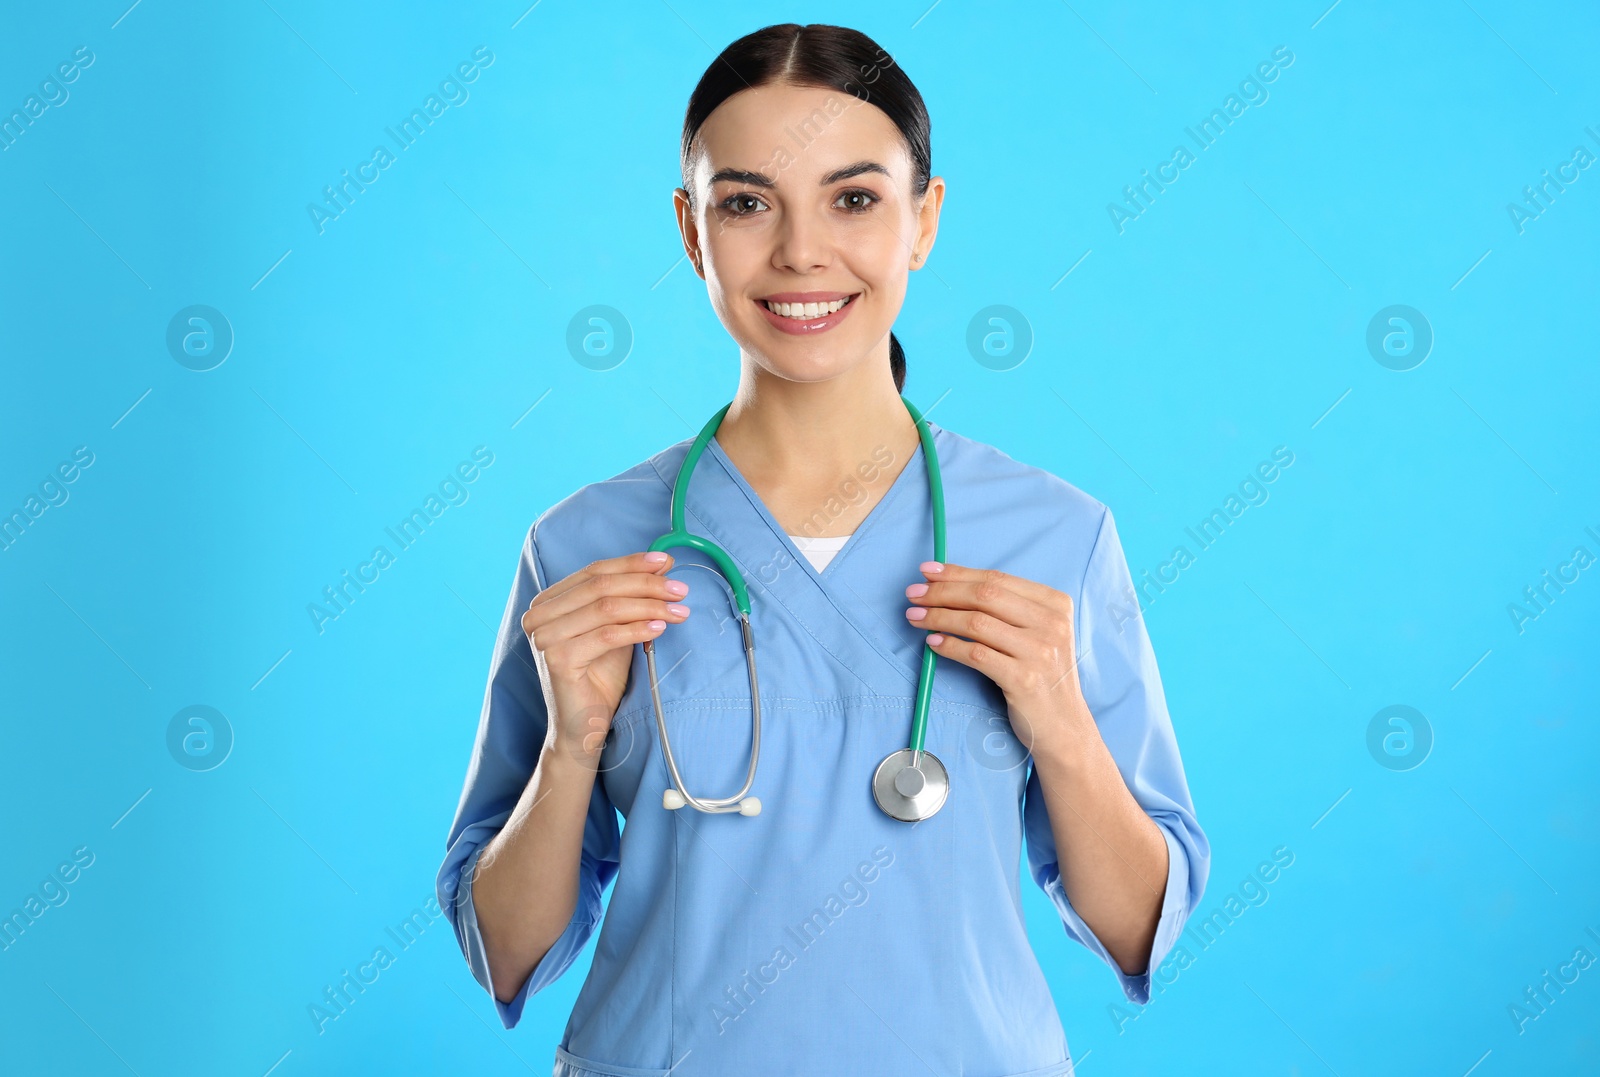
left=676, top=82, right=944, bottom=385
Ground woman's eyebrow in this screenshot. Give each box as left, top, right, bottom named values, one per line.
left=708, top=167, right=776, bottom=188
left=707, top=160, right=892, bottom=188
left=820, top=160, right=891, bottom=185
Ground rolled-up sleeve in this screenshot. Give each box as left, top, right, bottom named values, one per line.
left=436, top=522, right=622, bottom=1029
left=1023, top=506, right=1209, bottom=1004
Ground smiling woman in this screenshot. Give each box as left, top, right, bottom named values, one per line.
left=437, top=22, right=1207, bottom=1077
left=673, top=38, right=935, bottom=414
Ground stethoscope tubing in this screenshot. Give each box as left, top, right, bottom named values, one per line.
left=643, top=613, right=762, bottom=813
left=645, top=395, right=946, bottom=816
left=902, top=397, right=944, bottom=754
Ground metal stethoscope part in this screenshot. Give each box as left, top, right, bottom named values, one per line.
left=644, top=395, right=949, bottom=822
left=645, top=606, right=764, bottom=816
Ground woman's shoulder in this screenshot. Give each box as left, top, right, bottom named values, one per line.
left=930, top=421, right=1110, bottom=529
left=929, top=423, right=1118, bottom=596
left=523, top=437, right=690, bottom=565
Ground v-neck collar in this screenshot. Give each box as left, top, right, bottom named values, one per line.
left=702, top=428, right=930, bottom=587
left=650, top=421, right=941, bottom=696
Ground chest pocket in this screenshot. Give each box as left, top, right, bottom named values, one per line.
left=926, top=655, right=1033, bottom=806
left=933, top=655, right=1007, bottom=716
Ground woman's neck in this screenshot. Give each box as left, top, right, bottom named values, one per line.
left=713, top=356, right=922, bottom=538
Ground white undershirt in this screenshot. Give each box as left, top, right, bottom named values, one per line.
left=787, top=532, right=854, bottom=572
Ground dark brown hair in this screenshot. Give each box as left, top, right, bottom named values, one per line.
left=680, top=24, right=931, bottom=393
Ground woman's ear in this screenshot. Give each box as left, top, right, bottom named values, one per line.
left=672, top=187, right=704, bottom=278
left=911, top=176, right=946, bottom=270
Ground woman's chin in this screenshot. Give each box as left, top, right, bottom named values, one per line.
left=750, top=349, right=870, bottom=384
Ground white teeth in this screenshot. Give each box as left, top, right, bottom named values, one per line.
left=764, top=297, right=851, bottom=319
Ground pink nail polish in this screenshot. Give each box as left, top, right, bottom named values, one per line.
left=920, top=561, right=944, bottom=574
left=906, top=583, right=928, bottom=598
left=905, top=606, right=927, bottom=620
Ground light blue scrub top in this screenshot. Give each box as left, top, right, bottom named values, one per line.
left=437, top=422, right=1209, bottom=1077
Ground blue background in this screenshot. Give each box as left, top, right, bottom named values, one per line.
left=2, top=1, right=1596, bottom=1073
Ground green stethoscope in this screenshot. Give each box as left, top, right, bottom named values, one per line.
left=643, top=395, right=949, bottom=822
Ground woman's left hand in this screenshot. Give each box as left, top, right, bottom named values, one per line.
left=903, top=560, right=1092, bottom=759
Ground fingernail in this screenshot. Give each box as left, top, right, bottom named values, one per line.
left=668, top=604, right=690, bottom=617
left=645, top=551, right=668, bottom=563
left=905, top=606, right=927, bottom=621
left=666, top=580, right=688, bottom=596
left=905, top=583, right=928, bottom=598
left=920, top=561, right=944, bottom=574
left=927, top=634, right=944, bottom=646
left=647, top=619, right=666, bottom=630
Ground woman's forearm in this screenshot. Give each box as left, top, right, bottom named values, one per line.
left=1029, top=699, right=1169, bottom=976
left=469, top=742, right=601, bottom=1004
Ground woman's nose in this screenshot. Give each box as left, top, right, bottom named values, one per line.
left=771, top=211, right=831, bottom=272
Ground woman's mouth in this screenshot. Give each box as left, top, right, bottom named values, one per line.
left=755, top=293, right=859, bottom=335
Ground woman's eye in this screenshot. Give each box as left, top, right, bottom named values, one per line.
left=835, top=189, right=879, bottom=213
left=718, top=193, right=768, bottom=216
left=716, top=189, right=877, bottom=215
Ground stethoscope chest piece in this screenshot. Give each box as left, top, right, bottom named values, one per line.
left=872, top=748, right=949, bottom=822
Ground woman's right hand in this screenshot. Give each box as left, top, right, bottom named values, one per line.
left=521, top=551, right=691, bottom=764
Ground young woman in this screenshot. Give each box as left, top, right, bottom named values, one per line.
left=438, top=23, right=1207, bottom=1077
